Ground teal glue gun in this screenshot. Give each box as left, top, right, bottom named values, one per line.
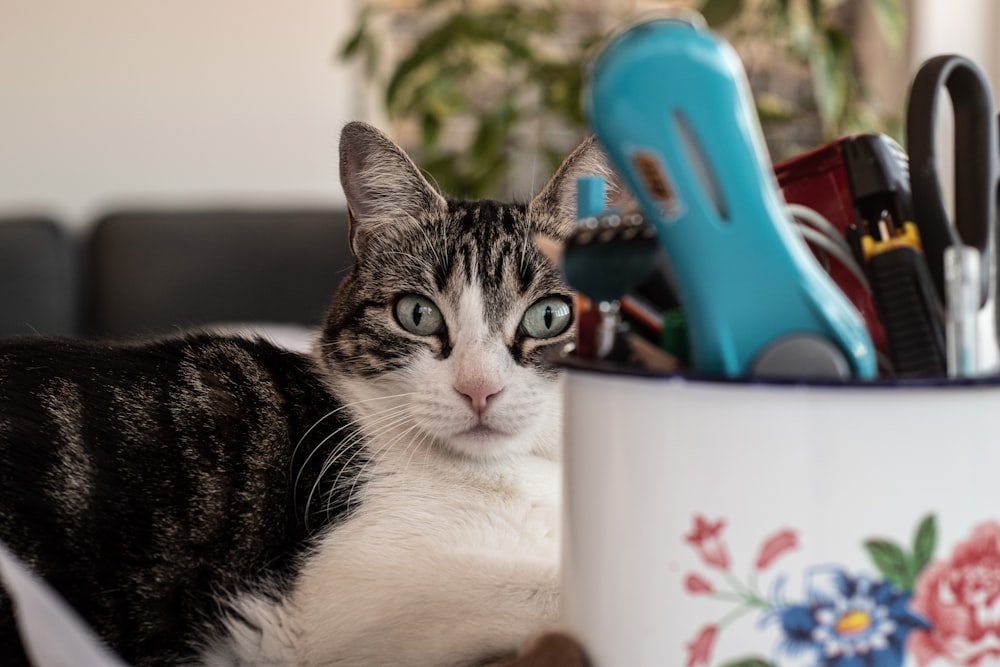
left=584, top=14, right=876, bottom=380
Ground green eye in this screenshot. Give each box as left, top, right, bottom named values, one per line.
left=394, top=294, right=444, bottom=336
left=521, top=297, right=572, bottom=339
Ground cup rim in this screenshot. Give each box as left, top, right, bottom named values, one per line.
left=549, top=346, right=1000, bottom=390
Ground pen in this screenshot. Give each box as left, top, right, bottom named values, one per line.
left=944, top=245, right=980, bottom=377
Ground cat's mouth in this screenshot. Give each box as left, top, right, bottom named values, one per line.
left=445, top=422, right=522, bottom=460
left=460, top=424, right=506, bottom=438
left=451, top=420, right=524, bottom=446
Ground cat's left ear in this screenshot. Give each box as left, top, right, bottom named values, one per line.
left=528, top=136, right=626, bottom=238
left=339, top=121, right=448, bottom=257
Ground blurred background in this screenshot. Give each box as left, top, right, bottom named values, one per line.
left=0, top=1, right=357, bottom=228
left=0, top=0, right=997, bottom=339
left=1, top=0, right=997, bottom=222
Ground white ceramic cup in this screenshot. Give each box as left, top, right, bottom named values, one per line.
left=561, top=364, right=1000, bottom=667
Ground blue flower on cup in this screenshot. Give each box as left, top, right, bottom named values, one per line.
left=682, top=515, right=937, bottom=667
left=773, top=568, right=930, bottom=667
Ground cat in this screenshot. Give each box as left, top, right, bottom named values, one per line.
left=0, top=121, right=618, bottom=666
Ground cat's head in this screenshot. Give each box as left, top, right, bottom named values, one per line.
left=320, top=122, right=618, bottom=462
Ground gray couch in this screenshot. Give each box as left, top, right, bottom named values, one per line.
left=0, top=208, right=353, bottom=339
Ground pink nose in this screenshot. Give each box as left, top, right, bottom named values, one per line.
left=454, top=381, right=503, bottom=417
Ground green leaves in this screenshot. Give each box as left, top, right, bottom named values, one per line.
left=720, top=658, right=773, bottom=667
left=864, top=514, right=937, bottom=592
left=699, top=0, right=745, bottom=27
left=864, top=540, right=911, bottom=589
left=809, top=25, right=852, bottom=137
left=338, top=4, right=381, bottom=80
left=912, top=514, right=937, bottom=575
left=340, top=0, right=906, bottom=196
left=872, top=0, right=906, bottom=48
left=721, top=0, right=902, bottom=149
left=339, top=0, right=592, bottom=198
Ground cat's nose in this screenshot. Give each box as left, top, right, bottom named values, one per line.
left=454, top=380, right=503, bottom=417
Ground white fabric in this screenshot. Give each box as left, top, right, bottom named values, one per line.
left=0, top=542, right=128, bottom=667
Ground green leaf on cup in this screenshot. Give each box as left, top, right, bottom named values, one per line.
left=911, top=514, right=937, bottom=576
left=720, top=658, right=773, bottom=667
left=864, top=539, right=910, bottom=589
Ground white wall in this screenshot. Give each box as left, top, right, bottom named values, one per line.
left=908, top=0, right=1000, bottom=213
left=910, top=0, right=1000, bottom=88
left=0, top=1, right=366, bottom=228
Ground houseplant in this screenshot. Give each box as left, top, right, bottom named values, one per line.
left=340, top=0, right=905, bottom=198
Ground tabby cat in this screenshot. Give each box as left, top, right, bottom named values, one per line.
left=0, top=122, right=617, bottom=666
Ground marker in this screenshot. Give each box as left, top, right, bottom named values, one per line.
left=944, top=245, right=980, bottom=377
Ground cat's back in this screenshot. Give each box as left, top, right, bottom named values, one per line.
left=0, top=333, right=358, bottom=664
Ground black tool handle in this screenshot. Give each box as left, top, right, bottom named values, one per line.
left=906, top=54, right=997, bottom=307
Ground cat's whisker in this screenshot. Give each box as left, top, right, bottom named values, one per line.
left=325, top=426, right=412, bottom=519
left=305, top=401, right=424, bottom=522
left=297, top=405, right=413, bottom=520
left=377, top=250, right=435, bottom=275
left=294, top=390, right=418, bottom=452
left=296, top=421, right=366, bottom=515
left=324, top=389, right=414, bottom=410
left=292, top=407, right=345, bottom=461
left=400, top=425, right=433, bottom=476
left=341, top=415, right=428, bottom=511
left=326, top=410, right=410, bottom=471
left=383, top=416, right=430, bottom=474
left=338, top=406, right=420, bottom=468
left=303, top=405, right=416, bottom=526
left=306, top=437, right=368, bottom=528
left=392, top=423, right=447, bottom=493
left=419, top=425, right=437, bottom=472
left=291, top=390, right=417, bottom=465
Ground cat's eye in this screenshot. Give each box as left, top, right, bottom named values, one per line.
left=521, top=297, right=572, bottom=339
left=394, top=294, right=444, bottom=336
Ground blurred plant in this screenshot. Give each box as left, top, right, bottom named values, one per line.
left=340, top=0, right=906, bottom=197
left=340, top=0, right=597, bottom=198
left=701, top=0, right=906, bottom=152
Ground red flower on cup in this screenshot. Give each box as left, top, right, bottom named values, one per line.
left=910, top=521, right=1000, bottom=666
left=755, top=528, right=799, bottom=571
left=685, top=624, right=717, bottom=667
left=686, top=515, right=731, bottom=571
left=684, top=573, right=714, bottom=595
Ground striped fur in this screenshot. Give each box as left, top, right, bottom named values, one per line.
left=0, top=122, right=612, bottom=666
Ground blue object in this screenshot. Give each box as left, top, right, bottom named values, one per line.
left=575, top=175, right=607, bottom=220
left=584, top=13, right=877, bottom=379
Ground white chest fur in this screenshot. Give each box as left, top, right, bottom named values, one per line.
left=207, top=449, right=562, bottom=667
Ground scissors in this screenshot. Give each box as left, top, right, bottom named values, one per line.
left=906, top=54, right=1000, bottom=374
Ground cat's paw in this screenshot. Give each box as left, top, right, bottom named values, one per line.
left=525, top=563, right=561, bottom=625
left=481, top=632, right=590, bottom=667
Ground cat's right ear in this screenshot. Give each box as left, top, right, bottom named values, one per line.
left=528, top=135, right=628, bottom=239
left=339, top=121, right=448, bottom=257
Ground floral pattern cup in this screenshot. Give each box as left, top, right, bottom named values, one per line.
left=560, top=366, right=1000, bottom=667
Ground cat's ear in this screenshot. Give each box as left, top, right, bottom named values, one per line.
left=339, top=121, right=448, bottom=256
left=528, top=136, right=627, bottom=238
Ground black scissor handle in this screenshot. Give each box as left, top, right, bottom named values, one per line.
left=906, top=54, right=997, bottom=307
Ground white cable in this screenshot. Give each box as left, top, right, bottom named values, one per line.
left=787, top=203, right=856, bottom=259
left=785, top=203, right=871, bottom=294
left=796, top=225, right=872, bottom=295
